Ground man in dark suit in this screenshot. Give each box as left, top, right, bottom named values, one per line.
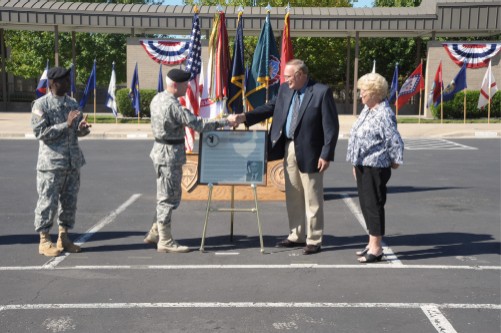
left=229, top=59, right=339, bottom=255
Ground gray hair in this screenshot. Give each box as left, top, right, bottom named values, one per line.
left=357, top=73, right=388, bottom=101
left=286, top=59, right=309, bottom=76
left=165, top=75, right=175, bottom=87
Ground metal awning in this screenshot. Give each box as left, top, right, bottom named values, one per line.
left=0, top=0, right=499, bottom=38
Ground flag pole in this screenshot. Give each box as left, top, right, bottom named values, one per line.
left=463, top=89, right=467, bottom=124
left=487, top=77, right=491, bottom=125
left=440, top=77, right=443, bottom=124
left=93, top=59, right=96, bottom=124
left=418, top=59, right=423, bottom=124
left=265, top=4, right=272, bottom=132
left=237, top=9, right=247, bottom=115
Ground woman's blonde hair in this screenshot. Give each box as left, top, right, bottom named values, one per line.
left=357, top=73, right=388, bottom=102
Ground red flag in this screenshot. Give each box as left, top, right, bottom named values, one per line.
left=427, top=61, right=442, bottom=109
left=280, top=12, right=294, bottom=84
left=396, top=63, right=424, bottom=109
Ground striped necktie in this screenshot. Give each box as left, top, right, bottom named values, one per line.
left=288, top=91, right=301, bottom=138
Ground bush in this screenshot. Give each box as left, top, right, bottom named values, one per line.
left=430, top=90, right=500, bottom=119
left=116, top=88, right=157, bottom=118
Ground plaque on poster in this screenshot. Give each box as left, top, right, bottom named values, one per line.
left=198, top=130, right=267, bottom=185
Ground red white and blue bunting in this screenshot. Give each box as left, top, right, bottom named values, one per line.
left=140, top=40, right=190, bottom=65
left=443, top=43, right=501, bottom=69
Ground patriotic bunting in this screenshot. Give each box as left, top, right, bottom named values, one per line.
left=140, top=40, right=190, bottom=65
left=443, top=43, right=501, bottom=69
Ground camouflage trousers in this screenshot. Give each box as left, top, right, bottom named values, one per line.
left=154, top=163, right=183, bottom=226
left=34, top=169, right=80, bottom=233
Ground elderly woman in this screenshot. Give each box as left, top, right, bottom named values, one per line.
left=346, top=73, right=404, bottom=263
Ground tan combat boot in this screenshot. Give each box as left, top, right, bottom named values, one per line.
left=157, top=223, right=189, bottom=253
left=143, top=222, right=159, bottom=245
left=57, top=226, right=81, bottom=253
left=39, top=232, right=62, bottom=257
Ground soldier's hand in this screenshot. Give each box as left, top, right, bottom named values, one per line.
left=79, top=113, right=91, bottom=129
left=67, top=110, right=80, bottom=127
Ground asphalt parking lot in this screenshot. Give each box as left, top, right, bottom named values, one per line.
left=0, top=139, right=499, bottom=333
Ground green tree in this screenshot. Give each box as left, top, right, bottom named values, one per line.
left=5, top=31, right=127, bottom=86
left=185, top=0, right=352, bottom=93
left=4, top=0, right=157, bottom=85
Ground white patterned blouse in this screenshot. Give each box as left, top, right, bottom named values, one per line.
left=346, top=100, right=404, bottom=168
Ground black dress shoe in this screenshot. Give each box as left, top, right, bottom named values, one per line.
left=302, top=244, right=321, bottom=255
left=275, top=239, right=306, bottom=248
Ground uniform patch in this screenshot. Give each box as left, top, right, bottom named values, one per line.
left=32, top=108, right=44, bottom=117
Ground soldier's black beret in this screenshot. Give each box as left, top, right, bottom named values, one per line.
left=47, top=67, right=71, bottom=80
left=167, top=68, right=191, bottom=83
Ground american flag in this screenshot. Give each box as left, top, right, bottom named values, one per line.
left=183, top=12, right=202, bottom=152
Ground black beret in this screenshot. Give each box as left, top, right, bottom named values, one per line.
left=167, top=68, right=191, bottom=83
left=47, top=67, right=71, bottom=80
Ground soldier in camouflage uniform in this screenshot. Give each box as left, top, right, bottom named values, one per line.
left=143, top=68, right=237, bottom=253
left=31, top=67, right=91, bottom=257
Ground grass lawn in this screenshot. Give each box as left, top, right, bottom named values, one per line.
left=397, top=117, right=500, bottom=124
left=85, top=114, right=500, bottom=124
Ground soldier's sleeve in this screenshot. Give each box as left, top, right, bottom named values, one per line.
left=179, top=107, right=229, bottom=133
left=31, top=99, right=68, bottom=141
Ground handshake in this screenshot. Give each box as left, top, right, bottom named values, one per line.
left=226, top=113, right=247, bottom=127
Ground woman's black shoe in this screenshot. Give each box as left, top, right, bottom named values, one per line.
left=358, top=252, right=384, bottom=263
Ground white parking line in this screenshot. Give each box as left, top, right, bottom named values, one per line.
left=340, top=193, right=402, bottom=265
left=41, top=194, right=142, bottom=269
left=1, top=263, right=499, bottom=271
left=1, top=302, right=499, bottom=311
left=421, top=305, right=458, bottom=333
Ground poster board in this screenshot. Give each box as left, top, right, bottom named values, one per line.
left=198, top=130, right=267, bottom=185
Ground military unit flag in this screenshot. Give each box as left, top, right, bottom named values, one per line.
left=227, top=12, right=245, bottom=114
left=129, top=62, right=140, bottom=116
left=280, top=12, right=294, bottom=84
left=427, top=62, right=442, bottom=108
left=79, top=60, right=96, bottom=109
left=105, top=62, right=118, bottom=117
left=388, top=63, right=398, bottom=104
left=157, top=64, right=164, bottom=93
left=395, top=63, right=424, bottom=109
left=442, top=62, right=467, bottom=103
left=70, top=63, right=76, bottom=98
left=477, top=60, right=498, bottom=109
left=246, top=13, right=280, bottom=110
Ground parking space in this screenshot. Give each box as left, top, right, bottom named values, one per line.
left=0, top=139, right=499, bottom=332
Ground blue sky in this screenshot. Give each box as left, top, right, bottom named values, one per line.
left=160, top=0, right=374, bottom=7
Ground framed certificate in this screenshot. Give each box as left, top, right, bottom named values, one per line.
left=198, top=130, right=267, bottom=185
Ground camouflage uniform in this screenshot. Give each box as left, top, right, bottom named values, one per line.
left=32, top=93, right=90, bottom=233
left=149, top=91, right=228, bottom=226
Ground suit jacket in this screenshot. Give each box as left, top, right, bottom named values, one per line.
left=245, top=79, right=339, bottom=173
